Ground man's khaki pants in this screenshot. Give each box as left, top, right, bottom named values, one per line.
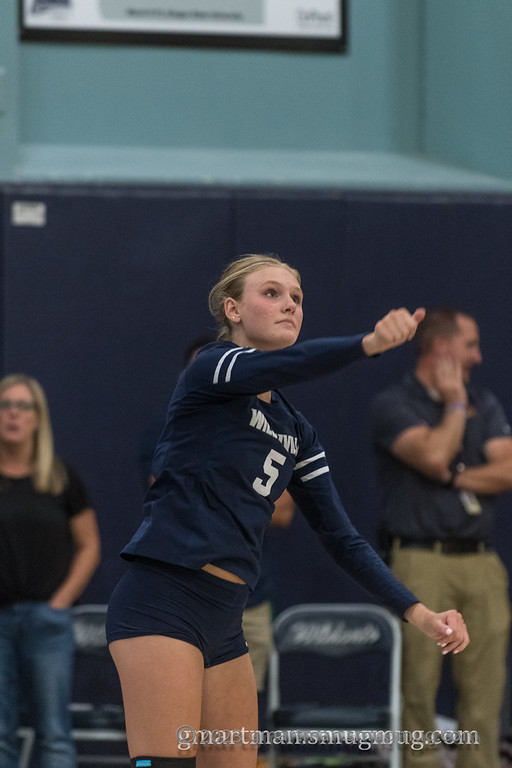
left=392, top=545, right=510, bottom=768
left=242, top=600, right=273, bottom=692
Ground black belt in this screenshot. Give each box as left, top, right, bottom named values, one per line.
left=394, top=538, right=493, bottom=555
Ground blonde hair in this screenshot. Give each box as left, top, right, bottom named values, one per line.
left=0, top=374, right=67, bottom=494
left=208, top=254, right=301, bottom=341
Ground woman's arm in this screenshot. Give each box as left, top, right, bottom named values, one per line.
left=48, top=508, right=101, bottom=609
left=190, top=308, right=425, bottom=399
left=289, top=426, right=468, bottom=653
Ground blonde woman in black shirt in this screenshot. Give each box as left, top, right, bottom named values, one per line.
left=0, top=374, right=100, bottom=768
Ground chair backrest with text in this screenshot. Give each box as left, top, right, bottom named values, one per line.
left=267, top=603, right=402, bottom=768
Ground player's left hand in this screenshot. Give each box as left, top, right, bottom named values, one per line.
left=404, top=603, right=469, bottom=655
left=362, top=307, right=425, bottom=356
left=435, top=609, right=470, bottom=654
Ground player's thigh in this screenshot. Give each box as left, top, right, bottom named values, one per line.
left=198, top=652, right=258, bottom=768
left=110, top=635, right=205, bottom=757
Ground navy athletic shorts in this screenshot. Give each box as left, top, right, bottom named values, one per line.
left=106, top=559, right=251, bottom=667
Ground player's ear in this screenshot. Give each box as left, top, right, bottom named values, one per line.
left=224, top=298, right=240, bottom=323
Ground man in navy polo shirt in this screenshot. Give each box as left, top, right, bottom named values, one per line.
left=372, top=308, right=512, bottom=768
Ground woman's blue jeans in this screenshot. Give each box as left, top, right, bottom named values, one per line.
left=0, top=601, right=76, bottom=768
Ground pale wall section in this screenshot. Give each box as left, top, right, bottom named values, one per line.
left=0, top=0, right=511, bottom=189
left=0, top=4, right=19, bottom=179
left=423, top=0, right=512, bottom=180
left=16, top=2, right=417, bottom=152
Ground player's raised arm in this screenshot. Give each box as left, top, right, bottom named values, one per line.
left=362, top=307, right=425, bottom=356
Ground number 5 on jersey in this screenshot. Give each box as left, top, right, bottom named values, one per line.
left=253, top=449, right=287, bottom=497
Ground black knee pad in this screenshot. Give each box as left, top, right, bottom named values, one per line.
left=131, top=758, right=196, bottom=767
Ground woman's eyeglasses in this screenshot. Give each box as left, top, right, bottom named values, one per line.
left=0, top=400, right=36, bottom=412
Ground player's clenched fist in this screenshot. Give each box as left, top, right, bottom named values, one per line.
left=362, top=307, right=426, bottom=357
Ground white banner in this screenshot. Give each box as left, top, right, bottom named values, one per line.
left=21, top=0, right=346, bottom=50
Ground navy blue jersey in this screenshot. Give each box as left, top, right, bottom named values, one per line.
left=122, top=336, right=417, bottom=617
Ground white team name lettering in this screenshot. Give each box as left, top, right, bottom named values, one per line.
left=250, top=409, right=298, bottom=456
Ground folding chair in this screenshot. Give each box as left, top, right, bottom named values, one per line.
left=18, top=604, right=127, bottom=768
left=267, top=603, right=402, bottom=768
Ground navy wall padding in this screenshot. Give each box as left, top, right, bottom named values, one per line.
left=1, top=186, right=234, bottom=595
left=1, top=184, right=512, bottom=718
left=234, top=190, right=512, bottom=599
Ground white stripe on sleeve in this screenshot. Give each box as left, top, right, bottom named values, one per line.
left=300, top=466, right=330, bottom=482
left=213, top=347, right=256, bottom=385
left=225, top=348, right=256, bottom=383
left=294, top=452, right=326, bottom=470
